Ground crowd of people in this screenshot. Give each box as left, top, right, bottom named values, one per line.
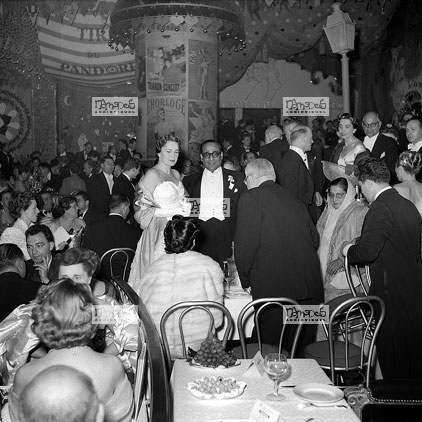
left=1, top=111, right=422, bottom=421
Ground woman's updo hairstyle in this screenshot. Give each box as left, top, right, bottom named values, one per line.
left=32, top=278, right=97, bottom=349
left=155, top=134, right=181, bottom=153
left=396, top=151, right=422, bottom=176
left=164, top=215, right=200, bottom=254
left=337, top=113, right=359, bottom=129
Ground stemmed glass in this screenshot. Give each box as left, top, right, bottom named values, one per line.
left=263, top=353, right=289, bottom=401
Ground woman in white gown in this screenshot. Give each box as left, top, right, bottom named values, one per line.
left=335, top=113, right=366, bottom=172
left=128, top=135, right=190, bottom=293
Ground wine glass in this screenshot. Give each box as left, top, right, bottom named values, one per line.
left=263, top=353, right=289, bottom=401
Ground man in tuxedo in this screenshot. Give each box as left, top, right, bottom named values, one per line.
left=39, top=162, right=63, bottom=192
left=25, top=224, right=55, bottom=284
left=362, top=111, right=398, bottom=183
left=343, top=158, right=422, bottom=379
left=235, top=159, right=322, bottom=350
left=112, top=158, right=140, bottom=222
left=86, top=156, right=114, bottom=218
left=0, top=243, right=40, bottom=321
left=279, top=126, right=322, bottom=219
left=75, top=191, right=101, bottom=226
left=259, top=125, right=288, bottom=184
left=56, top=143, right=75, bottom=163
left=406, top=117, right=422, bottom=152
left=183, top=140, right=245, bottom=267
left=75, top=142, right=93, bottom=164
left=82, top=194, right=141, bottom=280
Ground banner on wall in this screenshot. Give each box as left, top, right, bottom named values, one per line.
left=92, top=97, right=138, bottom=116
left=188, top=39, right=217, bottom=102
left=145, top=34, right=186, bottom=96
left=146, top=97, right=186, bottom=157
left=188, top=101, right=216, bottom=144
left=283, top=97, right=329, bottom=116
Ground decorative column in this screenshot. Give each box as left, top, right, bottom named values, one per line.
left=109, top=0, right=244, bottom=162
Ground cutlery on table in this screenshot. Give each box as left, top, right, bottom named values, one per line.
left=297, top=402, right=348, bottom=409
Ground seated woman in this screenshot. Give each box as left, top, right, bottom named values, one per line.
left=317, top=174, right=368, bottom=302
left=7, top=278, right=133, bottom=422
left=0, top=192, right=39, bottom=260
left=139, top=215, right=224, bottom=359
left=49, top=196, right=85, bottom=250
left=393, top=151, right=422, bottom=216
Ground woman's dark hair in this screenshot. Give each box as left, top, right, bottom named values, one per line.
left=337, top=113, right=359, bottom=129
left=32, top=278, right=97, bottom=349
left=55, top=196, right=76, bottom=217
left=329, top=177, right=348, bottom=192
left=48, top=247, right=100, bottom=281
left=155, top=134, right=181, bottom=154
left=9, top=192, right=36, bottom=220
left=164, top=215, right=200, bottom=254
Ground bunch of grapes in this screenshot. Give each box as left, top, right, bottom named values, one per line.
left=192, top=333, right=237, bottom=368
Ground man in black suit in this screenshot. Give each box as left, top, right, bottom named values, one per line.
left=0, top=243, right=40, bottom=320
left=183, top=140, right=245, bottom=267
left=112, top=158, right=140, bottom=223
left=259, top=125, right=289, bottom=184
left=235, top=159, right=322, bottom=350
left=75, top=142, right=92, bottom=164
left=25, top=224, right=55, bottom=284
left=39, top=162, right=63, bottom=192
left=82, top=194, right=141, bottom=280
left=279, top=125, right=322, bottom=219
left=343, top=158, right=422, bottom=379
left=75, top=191, right=101, bottom=226
left=86, top=156, right=115, bottom=218
left=362, top=111, right=399, bottom=183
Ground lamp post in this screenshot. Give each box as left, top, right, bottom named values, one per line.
left=323, top=2, right=356, bottom=113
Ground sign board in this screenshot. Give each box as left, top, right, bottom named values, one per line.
left=283, top=97, right=329, bottom=116
left=92, top=97, right=138, bottom=116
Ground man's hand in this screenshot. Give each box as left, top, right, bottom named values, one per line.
left=35, top=256, right=50, bottom=284
left=341, top=241, right=353, bottom=256
left=327, top=258, right=344, bottom=276
left=315, top=192, right=323, bottom=207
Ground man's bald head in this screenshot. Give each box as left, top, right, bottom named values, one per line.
left=18, top=365, right=104, bottom=422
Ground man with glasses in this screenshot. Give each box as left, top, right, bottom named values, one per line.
left=183, top=140, right=245, bottom=268
left=362, top=111, right=398, bottom=183
left=235, top=158, right=322, bottom=352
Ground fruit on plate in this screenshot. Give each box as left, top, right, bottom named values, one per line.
left=188, top=376, right=246, bottom=399
left=188, top=333, right=237, bottom=368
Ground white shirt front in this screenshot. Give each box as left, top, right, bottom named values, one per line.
left=290, top=145, right=308, bottom=169
left=199, top=167, right=225, bottom=222
left=103, top=171, right=114, bottom=193
left=408, top=139, right=422, bottom=152
left=364, top=133, right=379, bottom=152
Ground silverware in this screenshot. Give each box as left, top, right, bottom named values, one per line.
left=299, top=402, right=347, bottom=409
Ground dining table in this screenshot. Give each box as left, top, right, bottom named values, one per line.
left=171, top=358, right=360, bottom=422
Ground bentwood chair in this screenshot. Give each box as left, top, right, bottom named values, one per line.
left=231, top=297, right=303, bottom=359
left=305, top=295, right=385, bottom=387
left=344, top=256, right=371, bottom=297
left=159, top=301, right=234, bottom=372
left=100, top=247, right=135, bottom=282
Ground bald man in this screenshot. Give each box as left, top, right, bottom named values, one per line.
left=362, top=111, right=399, bottom=183
left=17, top=365, right=104, bottom=422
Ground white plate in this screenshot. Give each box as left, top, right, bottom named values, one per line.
left=293, top=383, right=344, bottom=404
left=188, top=377, right=246, bottom=400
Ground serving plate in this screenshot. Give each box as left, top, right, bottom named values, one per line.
left=188, top=376, right=246, bottom=400
left=293, top=383, right=344, bottom=404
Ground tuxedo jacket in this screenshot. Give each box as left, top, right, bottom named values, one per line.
left=0, top=272, right=40, bottom=321
left=258, top=138, right=289, bottom=184
left=366, top=133, right=399, bottom=183
left=235, top=181, right=322, bottom=302
left=112, top=174, right=135, bottom=206
left=279, top=149, right=315, bottom=208
left=347, top=188, right=422, bottom=378
left=86, top=172, right=114, bottom=217
left=82, top=207, right=103, bottom=226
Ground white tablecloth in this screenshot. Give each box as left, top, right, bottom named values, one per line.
left=172, top=359, right=360, bottom=422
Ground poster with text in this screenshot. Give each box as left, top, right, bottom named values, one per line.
left=146, top=34, right=186, bottom=97
left=135, top=35, right=146, bottom=98
left=188, top=101, right=216, bottom=146
left=188, top=39, right=217, bottom=101
left=147, top=97, right=187, bottom=157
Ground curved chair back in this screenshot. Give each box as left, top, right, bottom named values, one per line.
left=100, top=247, right=135, bottom=282
left=159, top=301, right=234, bottom=371
left=327, top=295, right=385, bottom=387
left=237, top=297, right=303, bottom=358
left=344, top=256, right=371, bottom=297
